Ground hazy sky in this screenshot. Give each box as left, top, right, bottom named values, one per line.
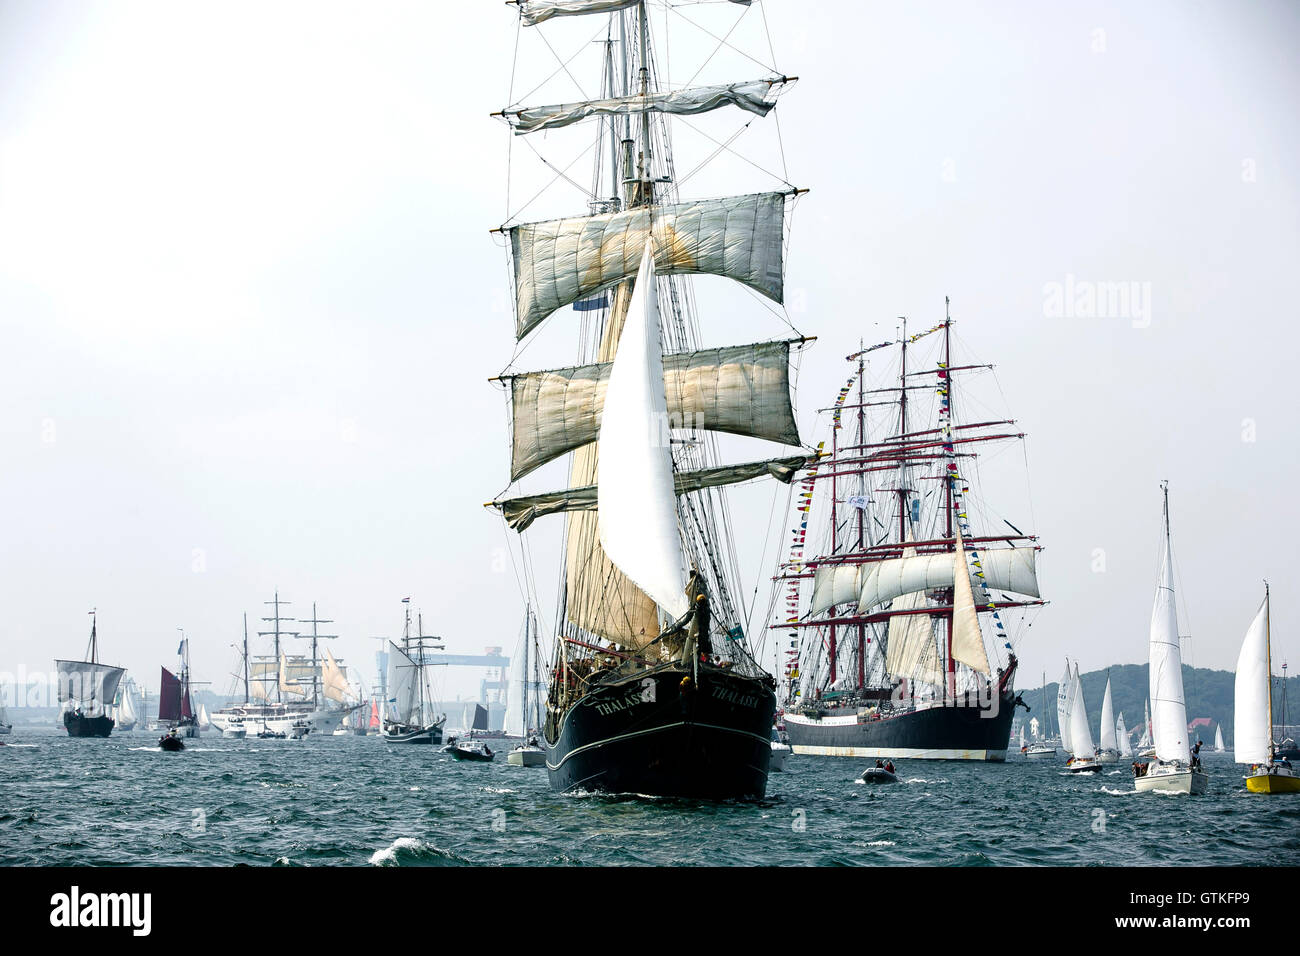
left=1, top=0, right=1297, bottom=703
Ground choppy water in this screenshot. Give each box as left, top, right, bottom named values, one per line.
left=3, top=730, right=1297, bottom=866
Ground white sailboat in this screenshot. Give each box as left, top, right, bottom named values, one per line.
left=1214, top=724, right=1226, bottom=753
left=1236, top=585, right=1300, bottom=793
left=1025, top=674, right=1056, bottom=758
left=1056, top=660, right=1075, bottom=759
left=506, top=607, right=546, bottom=767
left=1097, top=672, right=1118, bottom=764
left=1133, top=482, right=1208, bottom=794
left=1116, top=712, right=1133, bottom=758
left=1065, top=669, right=1102, bottom=773
left=0, top=699, right=10, bottom=735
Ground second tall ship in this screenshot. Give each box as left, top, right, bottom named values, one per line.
left=772, top=314, right=1044, bottom=761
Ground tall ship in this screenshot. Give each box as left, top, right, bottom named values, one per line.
left=487, top=0, right=808, bottom=798
left=770, top=314, right=1044, bottom=761
left=209, top=596, right=360, bottom=737
left=57, top=610, right=127, bottom=738
left=383, top=601, right=446, bottom=745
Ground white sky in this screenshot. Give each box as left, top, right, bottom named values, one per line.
left=1, top=0, right=1297, bottom=701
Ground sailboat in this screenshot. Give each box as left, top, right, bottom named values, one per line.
left=1056, top=661, right=1075, bottom=759
left=775, top=313, right=1041, bottom=762
left=1097, top=672, right=1118, bottom=764
left=488, top=1, right=801, bottom=799
left=0, top=699, right=10, bottom=735
left=1116, top=712, right=1133, bottom=758
left=112, top=677, right=140, bottom=732
left=1025, top=674, right=1056, bottom=758
left=506, top=608, right=546, bottom=767
left=57, top=610, right=126, bottom=738
left=1214, top=724, right=1226, bottom=753
left=1235, top=585, right=1299, bottom=793
left=162, top=634, right=200, bottom=738
left=1065, top=667, right=1102, bottom=773
left=383, top=602, right=446, bottom=745
left=1133, top=482, right=1208, bottom=794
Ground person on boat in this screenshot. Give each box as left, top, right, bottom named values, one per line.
left=884, top=760, right=895, bottom=774
left=875, top=759, right=884, bottom=769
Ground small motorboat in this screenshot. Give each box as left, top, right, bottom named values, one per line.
left=1065, top=756, right=1104, bottom=774
left=289, top=720, right=310, bottom=740
left=769, top=728, right=792, bottom=772
left=507, top=737, right=546, bottom=767
left=860, top=764, right=899, bottom=784
left=449, top=740, right=495, bottom=762
left=159, top=730, right=185, bottom=752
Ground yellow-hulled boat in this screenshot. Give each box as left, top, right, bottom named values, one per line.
left=1245, top=766, right=1300, bottom=793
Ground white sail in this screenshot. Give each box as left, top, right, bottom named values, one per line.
left=515, top=0, right=749, bottom=26
left=949, top=526, right=989, bottom=675
left=1057, top=662, right=1074, bottom=753
left=1099, top=676, right=1116, bottom=751
left=1139, top=699, right=1152, bottom=748
left=1149, top=528, right=1191, bottom=764
left=198, top=703, right=210, bottom=730
left=855, top=547, right=1039, bottom=613
left=1117, top=712, right=1133, bottom=757
left=507, top=340, right=802, bottom=480
left=1214, top=724, right=1226, bottom=753
left=55, top=659, right=125, bottom=717
left=1234, top=591, right=1272, bottom=765
left=1019, top=725, right=1025, bottom=748
left=504, top=78, right=790, bottom=135
left=880, top=536, right=944, bottom=687
left=810, top=564, right=864, bottom=616
left=597, top=244, right=689, bottom=622
left=508, top=191, right=786, bottom=339
left=278, top=653, right=309, bottom=699
left=1069, top=671, right=1095, bottom=759
left=496, top=455, right=806, bottom=532
left=118, top=685, right=138, bottom=725
left=321, top=648, right=352, bottom=705
left=386, top=641, right=420, bottom=726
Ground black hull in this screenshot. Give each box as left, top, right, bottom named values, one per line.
left=546, top=664, right=775, bottom=799
left=783, top=692, right=1016, bottom=762
left=159, top=736, right=184, bottom=752
left=64, top=713, right=114, bottom=738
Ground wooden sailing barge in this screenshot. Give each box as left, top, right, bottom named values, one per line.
left=488, top=0, right=810, bottom=798
left=770, top=314, right=1044, bottom=761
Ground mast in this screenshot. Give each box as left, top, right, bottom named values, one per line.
left=242, top=613, right=250, bottom=705
left=260, top=591, right=295, bottom=705
left=1266, top=584, right=1274, bottom=756
left=856, top=345, right=866, bottom=691
left=943, top=302, right=956, bottom=693
left=87, top=608, right=98, bottom=664
left=297, top=602, right=338, bottom=709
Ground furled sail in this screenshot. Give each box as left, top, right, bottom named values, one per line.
left=1069, top=672, right=1095, bottom=760
left=1233, top=591, right=1271, bottom=766
left=507, top=340, right=802, bottom=480
left=1149, top=530, right=1191, bottom=763
left=810, top=563, right=864, bottom=617
left=508, top=191, right=786, bottom=339
left=1099, top=677, right=1116, bottom=752
left=855, top=546, right=1039, bottom=614
left=1057, top=661, right=1074, bottom=753
left=55, top=660, right=125, bottom=717
left=515, top=0, right=749, bottom=26
left=949, top=526, right=989, bottom=675
left=596, top=244, right=689, bottom=621
left=321, top=648, right=352, bottom=705
left=502, top=78, right=791, bottom=134
left=493, top=455, right=807, bottom=531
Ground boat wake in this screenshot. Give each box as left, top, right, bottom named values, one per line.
left=1100, top=786, right=1137, bottom=796
left=368, top=837, right=469, bottom=867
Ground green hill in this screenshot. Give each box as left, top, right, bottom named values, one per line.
left=1017, top=665, right=1300, bottom=747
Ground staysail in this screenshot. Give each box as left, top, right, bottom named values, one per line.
left=596, top=244, right=689, bottom=622
left=321, top=648, right=352, bottom=705
left=1233, top=590, right=1272, bottom=765
left=949, top=526, right=989, bottom=675
left=506, top=340, right=802, bottom=480
left=508, top=191, right=786, bottom=339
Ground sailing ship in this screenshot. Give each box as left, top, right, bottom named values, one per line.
left=775, top=315, right=1042, bottom=762
left=159, top=634, right=200, bottom=739
left=487, top=0, right=805, bottom=798
left=1065, top=667, right=1102, bottom=773
left=1097, top=672, right=1118, bottom=764
left=57, top=610, right=126, bottom=738
left=1235, top=585, right=1299, bottom=793
left=383, top=602, right=446, bottom=745
left=1133, top=483, right=1208, bottom=794
left=111, top=677, right=140, bottom=732
left=505, top=608, right=546, bottom=767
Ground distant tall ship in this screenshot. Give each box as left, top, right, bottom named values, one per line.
left=383, top=601, right=446, bottom=745
left=488, top=0, right=808, bottom=797
left=159, top=635, right=199, bottom=738
left=773, top=314, right=1042, bottom=761
left=57, top=610, right=126, bottom=738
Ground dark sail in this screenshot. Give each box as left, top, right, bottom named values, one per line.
left=159, top=667, right=182, bottom=722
